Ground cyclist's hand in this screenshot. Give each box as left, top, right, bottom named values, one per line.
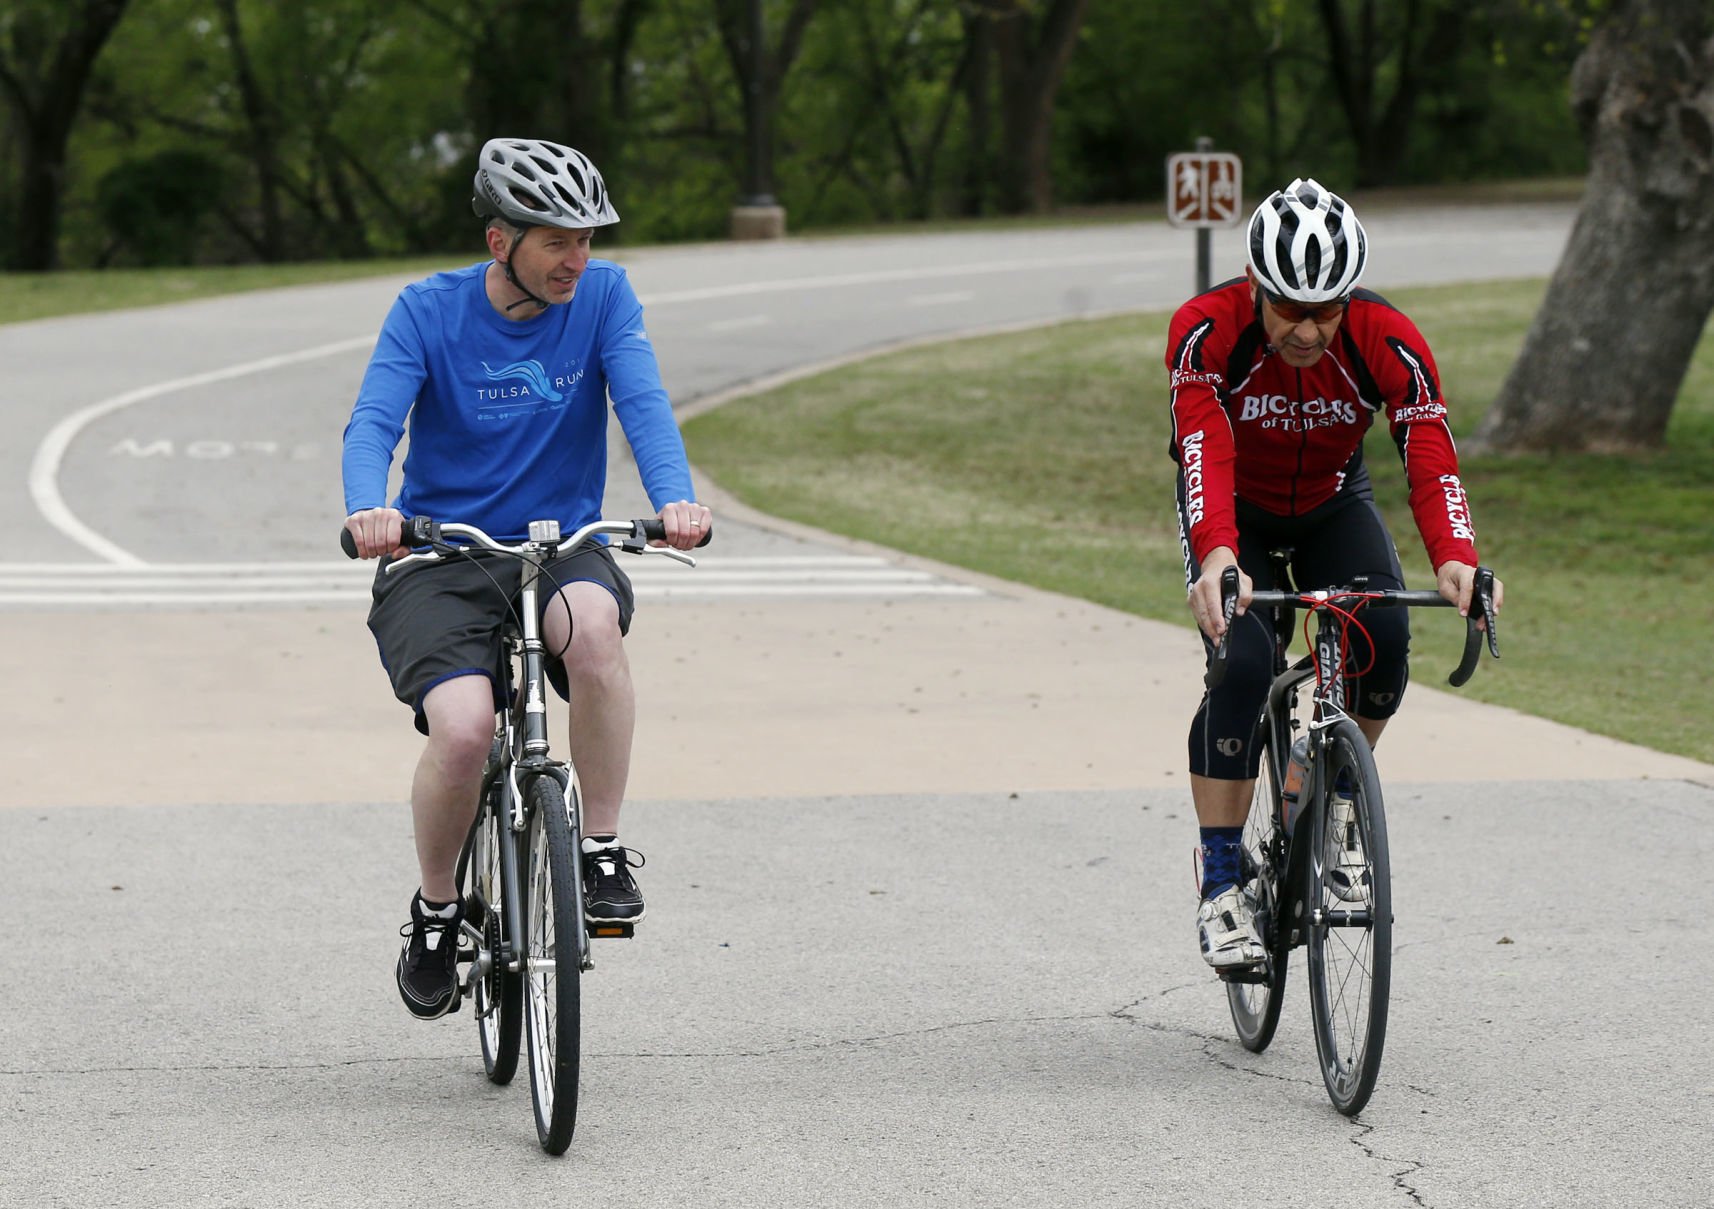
left=1189, top=547, right=1251, bottom=640
left=345, top=507, right=410, bottom=560
left=1435, top=560, right=1504, bottom=629
left=656, top=500, right=712, bottom=550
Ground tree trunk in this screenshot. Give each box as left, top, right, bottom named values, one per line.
left=1471, top=0, right=1714, bottom=453
left=214, top=0, right=286, bottom=261
left=714, top=0, right=818, bottom=204
left=466, top=0, right=599, bottom=153
left=959, top=6, right=994, bottom=217
left=983, top=0, right=1089, bottom=214
left=0, top=0, right=132, bottom=271
left=1318, top=0, right=1465, bottom=188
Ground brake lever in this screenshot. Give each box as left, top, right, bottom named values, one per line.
left=1203, top=566, right=1241, bottom=690
left=1447, top=565, right=1499, bottom=687
left=1474, top=566, right=1501, bottom=660
left=640, top=546, right=696, bottom=567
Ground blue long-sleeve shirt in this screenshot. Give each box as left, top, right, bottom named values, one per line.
left=342, top=259, right=694, bottom=541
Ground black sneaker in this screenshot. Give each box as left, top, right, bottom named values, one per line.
left=582, top=845, right=646, bottom=923
left=395, top=893, right=464, bottom=1019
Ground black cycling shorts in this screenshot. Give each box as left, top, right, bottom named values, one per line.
left=366, top=540, right=635, bottom=735
left=1177, top=467, right=1412, bottom=781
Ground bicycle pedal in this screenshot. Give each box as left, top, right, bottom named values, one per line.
left=1217, top=962, right=1271, bottom=985
left=586, top=921, right=635, bottom=939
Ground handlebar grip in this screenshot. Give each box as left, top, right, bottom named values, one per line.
left=631, top=519, right=712, bottom=548
left=340, top=516, right=431, bottom=558
left=1203, top=566, right=1241, bottom=690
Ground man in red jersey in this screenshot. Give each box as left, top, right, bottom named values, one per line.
left=1166, top=178, right=1505, bottom=969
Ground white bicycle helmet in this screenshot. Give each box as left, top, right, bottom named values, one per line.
left=1247, top=178, right=1366, bottom=303
left=472, top=137, right=619, bottom=229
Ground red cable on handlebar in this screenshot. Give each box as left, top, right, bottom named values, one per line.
left=1301, top=592, right=1383, bottom=696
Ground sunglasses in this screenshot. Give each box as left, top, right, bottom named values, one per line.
left=1263, top=291, right=1348, bottom=324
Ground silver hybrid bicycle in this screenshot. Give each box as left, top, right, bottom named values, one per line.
left=1206, top=553, right=1499, bottom=1115
left=344, top=514, right=702, bottom=1153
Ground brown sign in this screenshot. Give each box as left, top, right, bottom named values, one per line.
left=1166, top=152, right=1243, bottom=228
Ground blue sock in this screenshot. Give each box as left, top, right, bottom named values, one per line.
left=1199, top=826, right=1245, bottom=898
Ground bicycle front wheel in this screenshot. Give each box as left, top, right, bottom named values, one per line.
left=459, top=776, right=522, bottom=1084
left=1306, top=718, right=1392, bottom=1116
left=524, top=774, right=582, bottom=1154
left=1227, top=723, right=1289, bottom=1052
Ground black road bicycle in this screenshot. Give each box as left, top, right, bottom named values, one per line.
left=1206, top=554, right=1499, bottom=1115
left=344, top=515, right=702, bottom=1153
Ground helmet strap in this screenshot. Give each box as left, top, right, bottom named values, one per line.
left=499, top=225, right=550, bottom=312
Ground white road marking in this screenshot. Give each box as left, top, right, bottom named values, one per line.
left=706, top=314, right=772, bottom=332
left=29, top=336, right=376, bottom=566
left=636, top=247, right=1164, bottom=306
left=0, top=554, right=984, bottom=608
left=906, top=291, right=975, bottom=307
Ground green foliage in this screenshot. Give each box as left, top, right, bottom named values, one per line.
left=95, top=149, right=224, bottom=266
left=5, top=0, right=1594, bottom=265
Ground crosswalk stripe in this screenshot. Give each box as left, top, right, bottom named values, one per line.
left=0, top=554, right=984, bottom=607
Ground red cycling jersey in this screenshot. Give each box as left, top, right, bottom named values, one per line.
left=1167, top=277, right=1479, bottom=574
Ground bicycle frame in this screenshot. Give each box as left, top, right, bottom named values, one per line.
left=1254, top=604, right=1367, bottom=955
left=490, top=519, right=589, bottom=979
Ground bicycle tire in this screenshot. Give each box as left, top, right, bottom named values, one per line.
left=1306, top=718, right=1392, bottom=1116
left=458, top=770, right=522, bottom=1085
left=1227, top=724, right=1289, bottom=1052
left=523, top=774, right=582, bottom=1154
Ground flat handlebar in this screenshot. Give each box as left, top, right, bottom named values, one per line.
left=340, top=515, right=712, bottom=565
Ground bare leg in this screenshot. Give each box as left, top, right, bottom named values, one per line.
left=1191, top=774, right=1255, bottom=829
left=543, top=581, right=633, bottom=838
left=412, top=674, right=498, bottom=901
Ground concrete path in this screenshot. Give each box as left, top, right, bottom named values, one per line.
left=5, top=208, right=1714, bottom=1208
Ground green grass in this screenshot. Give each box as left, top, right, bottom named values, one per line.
left=685, top=277, right=1714, bottom=765
left=0, top=257, right=466, bottom=325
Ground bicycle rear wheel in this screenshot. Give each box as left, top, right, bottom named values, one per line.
left=1227, top=725, right=1289, bottom=1052
left=523, top=774, right=582, bottom=1154
left=1306, top=718, right=1392, bottom=1115
left=459, top=764, right=522, bottom=1085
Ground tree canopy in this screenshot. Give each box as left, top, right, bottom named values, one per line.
left=1, top=0, right=1591, bottom=269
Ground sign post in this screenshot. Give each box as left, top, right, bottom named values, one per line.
left=1166, top=138, right=1243, bottom=294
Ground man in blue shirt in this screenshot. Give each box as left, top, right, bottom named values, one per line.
left=342, top=138, right=711, bottom=1020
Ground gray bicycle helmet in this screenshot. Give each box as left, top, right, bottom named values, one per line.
left=1247, top=178, right=1366, bottom=303
left=472, top=137, right=620, bottom=229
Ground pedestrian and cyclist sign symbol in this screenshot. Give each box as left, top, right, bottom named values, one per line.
left=1167, top=151, right=1242, bottom=228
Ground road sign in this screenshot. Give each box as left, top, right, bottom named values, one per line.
left=1166, top=151, right=1243, bottom=228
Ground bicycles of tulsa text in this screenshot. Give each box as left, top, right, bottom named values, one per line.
left=1206, top=555, right=1499, bottom=1115
left=344, top=515, right=702, bottom=1153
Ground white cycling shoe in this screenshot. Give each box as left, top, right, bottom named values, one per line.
left=1326, top=794, right=1372, bottom=904
left=1197, top=884, right=1266, bottom=969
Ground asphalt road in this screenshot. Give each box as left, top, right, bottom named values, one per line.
left=5, top=203, right=1714, bottom=1208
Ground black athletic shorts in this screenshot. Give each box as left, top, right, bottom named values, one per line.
left=366, top=540, right=635, bottom=735
left=1177, top=464, right=1412, bottom=780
